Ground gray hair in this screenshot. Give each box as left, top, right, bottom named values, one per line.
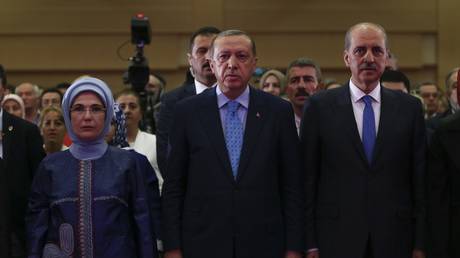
left=15, top=82, right=42, bottom=96
left=344, top=22, right=388, bottom=50
left=209, top=30, right=256, bottom=58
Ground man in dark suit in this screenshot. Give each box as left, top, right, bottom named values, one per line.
left=301, top=23, right=426, bottom=258
left=427, top=96, right=460, bottom=258
left=0, top=64, right=45, bottom=257
left=156, top=26, right=221, bottom=174
left=0, top=155, right=9, bottom=257
left=161, top=30, right=304, bottom=258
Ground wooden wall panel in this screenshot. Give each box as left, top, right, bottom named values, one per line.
left=223, top=0, right=436, bottom=32
left=0, top=0, right=450, bottom=91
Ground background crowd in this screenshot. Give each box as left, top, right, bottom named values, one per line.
left=0, top=21, right=459, bottom=258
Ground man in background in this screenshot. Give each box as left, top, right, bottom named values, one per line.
left=15, top=82, right=41, bottom=125
left=156, top=26, right=221, bottom=174
left=284, top=58, right=321, bottom=135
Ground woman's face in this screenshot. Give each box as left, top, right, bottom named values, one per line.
left=41, top=111, right=66, bottom=145
left=70, top=91, right=106, bottom=142
left=116, top=94, right=141, bottom=130
left=262, top=75, right=281, bottom=96
left=3, top=99, right=23, bottom=118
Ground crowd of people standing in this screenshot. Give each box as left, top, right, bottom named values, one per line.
left=0, top=21, right=459, bottom=258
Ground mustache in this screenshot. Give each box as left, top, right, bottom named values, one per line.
left=359, top=63, right=377, bottom=70
left=202, top=62, right=211, bottom=69
left=295, top=89, right=310, bottom=98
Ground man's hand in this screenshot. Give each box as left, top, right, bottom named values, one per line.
left=285, top=250, right=303, bottom=258
left=164, top=249, right=182, bottom=258
left=306, top=250, right=319, bottom=258
left=412, top=249, right=425, bottom=258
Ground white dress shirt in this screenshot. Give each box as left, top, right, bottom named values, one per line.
left=194, top=79, right=210, bottom=95
left=349, top=79, right=381, bottom=140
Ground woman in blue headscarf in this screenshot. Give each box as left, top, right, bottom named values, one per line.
left=26, top=77, right=159, bottom=258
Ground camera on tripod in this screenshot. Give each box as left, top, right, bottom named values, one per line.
left=127, top=14, right=151, bottom=93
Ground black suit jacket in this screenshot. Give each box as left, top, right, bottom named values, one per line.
left=1, top=111, right=45, bottom=249
left=427, top=112, right=460, bottom=258
left=156, top=82, right=196, bottom=175
left=161, top=87, right=304, bottom=258
left=0, top=157, right=9, bottom=257
left=301, top=84, right=426, bottom=258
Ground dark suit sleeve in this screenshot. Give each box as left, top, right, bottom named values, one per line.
left=25, top=123, right=45, bottom=177
left=156, top=94, right=175, bottom=176
left=160, top=101, right=189, bottom=251
left=411, top=100, right=427, bottom=251
left=278, top=102, right=305, bottom=252
left=427, top=128, right=449, bottom=257
left=300, top=96, right=321, bottom=250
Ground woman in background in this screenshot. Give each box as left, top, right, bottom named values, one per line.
left=116, top=89, right=163, bottom=193
left=39, top=106, right=67, bottom=155
left=2, top=94, right=25, bottom=118
left=27, top=77, right=158, bottom=258
left=258, top=69, right=285, bottom=97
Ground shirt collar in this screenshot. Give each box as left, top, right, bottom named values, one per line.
left=194, top=79, right=211, bottom=95
left=349, top=79, right=381, bottom=103
left=216, top=85, right=250, bottom=109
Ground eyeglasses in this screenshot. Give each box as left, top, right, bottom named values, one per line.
left=70, top=104, right=106, bottom=116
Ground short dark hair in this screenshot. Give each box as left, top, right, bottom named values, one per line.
left=189, top=26, right=221, bottom=52
left=380, top=69, right=410, bottom=92
left=41, top=88, right=63, bottom=101
left=0, top=64, right=6, bottom=87
left=209, top=30, right=257, bottom=58
left=286, top=58, right=322, bottom=82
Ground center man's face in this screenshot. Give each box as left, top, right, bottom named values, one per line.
left=210, top=35, right=257, bottom=94
left=344, top=27, right=388, bottom=89
left=188, top=35, right=216, bottom=84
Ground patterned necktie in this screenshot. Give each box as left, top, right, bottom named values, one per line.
left=224, top=100, right=243, bottom=178
left=362, top=95, right=376, bottom=164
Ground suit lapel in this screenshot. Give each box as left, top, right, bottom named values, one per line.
left=184, top=82, right=196, bottom=97
left=372, top=88, right=398, bottom=166
left=334, top=85, right=369, bottom=165
left=197, top=88, right=235, bottom=182
left=236, top=88, right=265, bottom=182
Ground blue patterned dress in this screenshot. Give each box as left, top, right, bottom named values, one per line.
left=26, top=147, right=160, bottom=258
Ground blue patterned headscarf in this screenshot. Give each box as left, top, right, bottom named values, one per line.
left=62, top=76, right=114, bottom=160
left=110, top=103, right=129, bottom=148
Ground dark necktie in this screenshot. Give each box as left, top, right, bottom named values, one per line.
left=362, top=95, right=376, bottom=164
left=224, top=101, right=243, bottom=179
